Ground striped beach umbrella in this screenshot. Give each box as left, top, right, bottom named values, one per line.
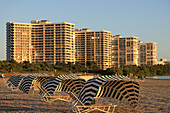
left=78, top=75, right=140, bottom=108
left=32, top=73, right=51, bottom=86
left=17, top=74, right=52, bottom=93
left=55, top=78, right=86, bottom=96
left=34, top=76, right=52, bottom=85
left=41, top=74, right=83, bottom=95
left=7, top=74, right=30, bottom=88
left=19, top=75, right=36, bottom=94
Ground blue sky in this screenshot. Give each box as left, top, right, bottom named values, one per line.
left=0, top=0, right=170, bottom=60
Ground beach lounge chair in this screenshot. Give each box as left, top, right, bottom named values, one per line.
left=4, top=74, right=29, bottom=91
left=37, top=86, right=71, bottom=102
left=3, top=78, right=16, bottom=90
left=66, top=91, right=117, bottom=113
left=78, top=75, right=140, bottom=108
left=38, top=74, right=86, bottom=102
left=66, top=75, right=140, bottom=113
left=5, top=80, right=18, bottom=90
left=18, top=74, right=51, bottom=94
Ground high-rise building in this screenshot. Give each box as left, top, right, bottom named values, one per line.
left=111, top=35, right=139, bottom=67
left=6, top=20, right=158, bottom=69
left=139, top=42, right=157, bottom=65
left=75, top=28, right=111, bottom=70
left=6, top=20, right=75, bottom=64
left=6, top=22, right=32, bottom=62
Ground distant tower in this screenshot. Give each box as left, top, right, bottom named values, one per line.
left=75, top=28, right=111, bottom=70
left=111, top=35, right=139, bottom=67
left=139, top=42, right=157, bottom=65
left=6, top=20, right=75, bottom=64
left=6, top=22, right=32, bottom=62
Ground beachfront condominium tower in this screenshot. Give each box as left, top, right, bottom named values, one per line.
left=111, top=35, right=139, bottom=67
left=6, top=20, right=75, bottom=64
left=75, top=28, right=111, bottom=70
left=6, top=22, right=33, bottom=62
left=139, top=42, right=157, bottom=65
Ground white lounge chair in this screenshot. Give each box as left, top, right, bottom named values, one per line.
left=66, top=91, right=117, bottom=113
left=4, top=79, right=21, bottom=91
left=37, top=86, right=72, bottom=102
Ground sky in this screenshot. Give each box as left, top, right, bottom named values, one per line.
left=0, top=0, right=170, bottom=61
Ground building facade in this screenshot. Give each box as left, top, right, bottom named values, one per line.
left=6, top=20, right=159, bottom=69
left=6, top=22, right=32, bottom=62
left=111, top=35, right=139, bottom=67
left=156, top=58, right=167, bottom=65
left=139, top=42, right=157, bottom=65
left=6, top=20, right=75, bottom=64
left=75, top=28, right=111, bottom=70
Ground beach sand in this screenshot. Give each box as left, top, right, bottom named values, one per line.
left=0, top=78, right=169, bottom=113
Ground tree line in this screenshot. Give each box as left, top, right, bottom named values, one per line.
left=0, top=59, right=170, bottom=76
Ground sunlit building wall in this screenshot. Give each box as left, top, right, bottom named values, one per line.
left=111, top=35, right=139, bottom=67
left=6, top=22, right=33, bottom=63
left=139, top=42, right=157, bottom=65
left=75, top=28, right=111, bottom=70
left=6, top=20, right=158, bottom=68
left=6, top=20, right=75, bottom=64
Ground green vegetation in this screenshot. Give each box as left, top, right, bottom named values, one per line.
left=0, top=59, right=170, bottom=76
left=0, top=60, right=88, bottom=75
left=99, top=64, right=170, bottom=76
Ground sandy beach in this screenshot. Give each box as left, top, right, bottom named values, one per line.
left=0, top=78, right=169, bottom=113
